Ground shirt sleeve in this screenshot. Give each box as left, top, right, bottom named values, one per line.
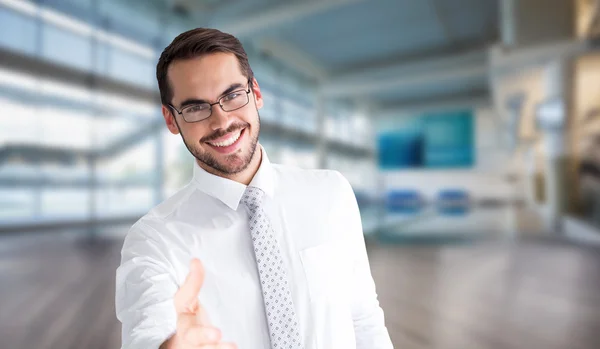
left=336, top=172, right=395, bottom=349
left=115, top=221, right=179, bottom=349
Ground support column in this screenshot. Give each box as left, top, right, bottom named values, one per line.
left=539, top=58, right=575, bottom=233
left=500, top=0, right=517, bottom=47
left=154, top=130, right=165, bottom=205
left=316, top=92, right=327, bottom=169
left=88, top=155, right=99, bottom=240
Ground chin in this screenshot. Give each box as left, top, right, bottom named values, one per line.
left=217, top=154, right=251, bottom=174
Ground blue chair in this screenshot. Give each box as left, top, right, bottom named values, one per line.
left=386, top=190, right=424, bottom=214
left=436, top=189, right=470, bottom=215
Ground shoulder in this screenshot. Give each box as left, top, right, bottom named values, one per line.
left=123, top=183, right=197, bottom=245
left=272, top=164, right=353, bottom=196
left=272, top=163, right=345, bottom=181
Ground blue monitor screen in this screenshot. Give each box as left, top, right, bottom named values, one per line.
left=378, top=110, right=475, bottom=169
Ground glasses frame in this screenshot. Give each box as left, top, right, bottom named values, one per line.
left=168, top=80, right=252, bottom=123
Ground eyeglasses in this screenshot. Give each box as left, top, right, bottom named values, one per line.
left=169, top=81, right=252, bottom=123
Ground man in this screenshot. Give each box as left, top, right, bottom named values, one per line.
left=115, top=27, right=393, bottom=349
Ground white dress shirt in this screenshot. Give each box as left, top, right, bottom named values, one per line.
left=115, top=145, right=393, bottom=349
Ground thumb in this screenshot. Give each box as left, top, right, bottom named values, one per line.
left=174, top=259, right=204, bottom=315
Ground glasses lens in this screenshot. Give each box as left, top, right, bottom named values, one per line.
left=221, top=90, right=249, bottom=112
left=183, top=103, right=211, bottom=122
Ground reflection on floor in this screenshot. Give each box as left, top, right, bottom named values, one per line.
left=368, top=240, right=600, bottom=349
left=1, top=232, right=599, bottom=349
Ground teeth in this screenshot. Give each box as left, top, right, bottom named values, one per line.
left=208, top=129, right=242, bottom=147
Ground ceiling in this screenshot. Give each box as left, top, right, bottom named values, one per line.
left=118, top=0, right=501, bottom=113
left=260, top=0, right=497, bottom=72
left=200, top=0, right=499, bottom=112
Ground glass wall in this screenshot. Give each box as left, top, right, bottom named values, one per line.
left=0, top=0, right=377, bottom=232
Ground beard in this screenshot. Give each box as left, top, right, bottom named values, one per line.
left=177, top=113, right=260, bottom=176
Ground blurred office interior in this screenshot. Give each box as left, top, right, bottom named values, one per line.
left=1, top=0, right=600, bottom=348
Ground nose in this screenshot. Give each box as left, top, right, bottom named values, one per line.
left=207, top=104, right=230, bottom=131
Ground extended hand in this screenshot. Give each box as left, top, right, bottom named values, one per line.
left=162, top=259, right=237, bottom=349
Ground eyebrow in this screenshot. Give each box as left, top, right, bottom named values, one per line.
left=178, top=82, right=246, bottom=109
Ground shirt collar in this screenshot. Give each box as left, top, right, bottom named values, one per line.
left=192, top=145, right=274, bottom=211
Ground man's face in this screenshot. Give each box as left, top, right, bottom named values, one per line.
left=162, top=52, right=263, bottom=175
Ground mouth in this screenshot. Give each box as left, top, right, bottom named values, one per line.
left=205, top=127, right=246, bottom=154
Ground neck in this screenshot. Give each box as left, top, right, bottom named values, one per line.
left=198, top=146, right=263, bottom=186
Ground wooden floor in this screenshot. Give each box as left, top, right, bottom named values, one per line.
left=1, top=233, right=600, bottom=349
left=369, top=240, right=600, bottom=349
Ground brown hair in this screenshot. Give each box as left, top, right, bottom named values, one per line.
left=156, top=28, right=254, bottom=106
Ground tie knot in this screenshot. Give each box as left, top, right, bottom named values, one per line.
left=241, top=186, right=265, bottom=208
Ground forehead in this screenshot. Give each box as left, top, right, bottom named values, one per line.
left=167, top=52, right=245, bottom=102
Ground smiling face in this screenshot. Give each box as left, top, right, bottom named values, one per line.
left=162, top=52, right=264, bottom=178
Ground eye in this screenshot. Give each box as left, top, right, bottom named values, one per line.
left=223, top=92, right=241, bottom=102
left=186, top=104, right=209, bottom=113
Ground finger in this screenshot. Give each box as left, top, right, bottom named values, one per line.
left=182, top=325, right=221, bottom=345
left=175, top=259, right=204, bottom=314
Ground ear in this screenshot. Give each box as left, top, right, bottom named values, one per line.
left=250, top=77, right=264, bottom=110
left=162, top=105, right=180, bottom=135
